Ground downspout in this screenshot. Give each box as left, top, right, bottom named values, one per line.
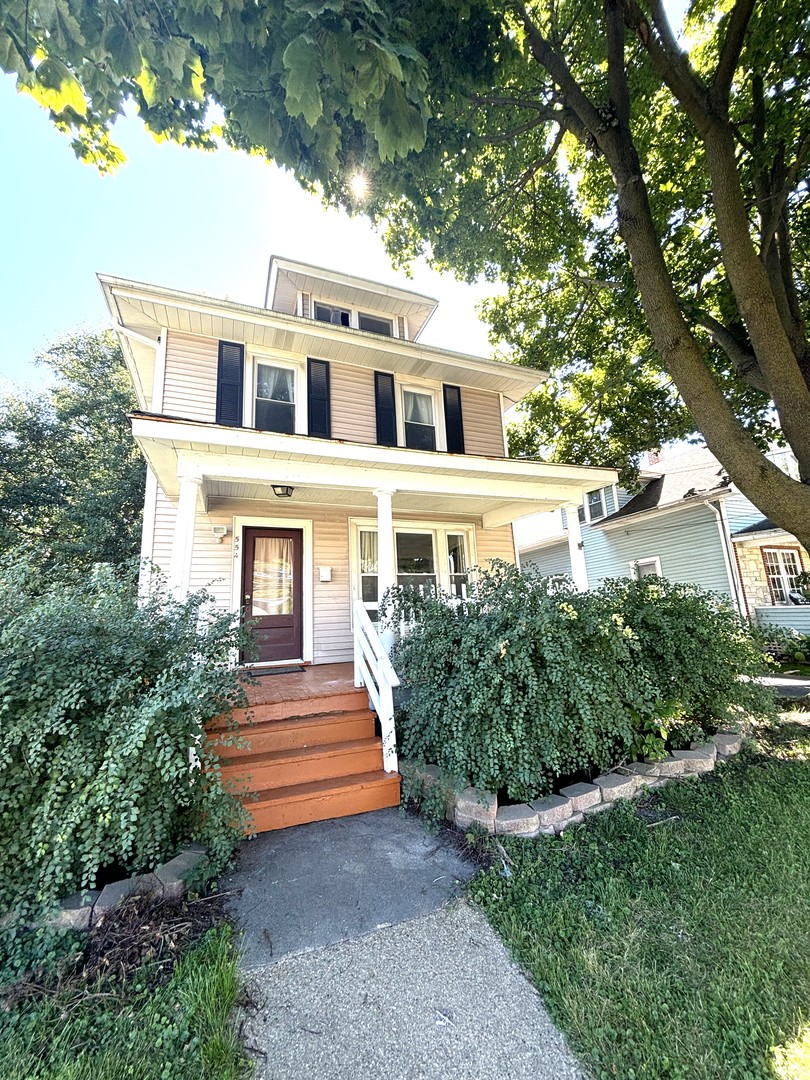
left=704, top=499, right=744, bottom=615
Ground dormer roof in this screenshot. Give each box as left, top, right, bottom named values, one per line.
left=265, top=256, right=438, bottom=340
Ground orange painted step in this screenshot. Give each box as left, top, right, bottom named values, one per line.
left=210, top=689, right=370, bottom=730
left=221, top=738, right=384, bottom=793
left=246, top=771, right=401, bottom=832
left=210, top=710, right=376, bottom=758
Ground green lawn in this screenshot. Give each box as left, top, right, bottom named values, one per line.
left=470, top=714, right=810, bottom=1080
left=0, top=925, right=250, bottom=1080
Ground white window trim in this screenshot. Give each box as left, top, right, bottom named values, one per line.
left=348, top=517, right=477, bottom=619
left=243, top=352, right=307, bottom=435
left=630, top=556, right=662, bottom=579
left=763, top=547, right=803, bottom=605
left=231, top=515, right=314, bottom=665
left=308, top=294, right=404, bottom=338
left=395, top=379, right=446, bottom=452
left=583, top=487, right=608, bottom=524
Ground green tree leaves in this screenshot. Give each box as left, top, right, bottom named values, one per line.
left=0, top=331, right=145, bottom=570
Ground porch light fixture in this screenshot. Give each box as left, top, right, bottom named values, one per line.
left=211, top=525, right=228, bottom=543
left=272, top=485, right=294, bottom=498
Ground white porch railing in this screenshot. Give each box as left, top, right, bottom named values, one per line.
left=352, top=600, right=400, bottom=773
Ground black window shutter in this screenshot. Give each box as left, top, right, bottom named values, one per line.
left=443, top=384, right=465, bottom=454
left=374, top=371, right=397, bottom=446
left=307, top=358, right=331, bottom=438
left=216, top=341, right=244, bottom=427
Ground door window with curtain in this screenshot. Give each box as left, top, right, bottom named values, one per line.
left=255, top=363, right=295, bottom=433
left=403, top=390, right=436, bottom=450
left=359, top=530, right=379, bottom=620
left=250, top=535, right=294, bottom=616
left=447, top=533, right=468, bottom=597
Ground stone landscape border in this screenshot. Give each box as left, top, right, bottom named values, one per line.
left=405, top=729, right=745, bottom=838
left=48, top=845, right=208, bottom=931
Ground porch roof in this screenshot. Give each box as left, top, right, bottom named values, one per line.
left=133, top=413, right=619, bottom=528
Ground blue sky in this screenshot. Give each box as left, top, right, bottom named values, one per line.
left=0, top=76, right=500, bottom=392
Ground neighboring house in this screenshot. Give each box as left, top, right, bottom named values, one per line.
left=517, top=444, right=810, bottom=633
left=101, top=257, right=617, bottom=830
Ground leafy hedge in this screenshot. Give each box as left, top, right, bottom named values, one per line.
left=385, top=563, right=775, bottom=802
left=0, top=557, right=251, bottom=923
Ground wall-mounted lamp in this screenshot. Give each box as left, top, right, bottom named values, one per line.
left=211, top=525, right=229, bottom=544
left=272, top=485, right=295, bottom=498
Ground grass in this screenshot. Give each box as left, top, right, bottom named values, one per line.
left=0, top=925, right=250, bottom=1079
left=470, top=712, right=810, bottom=1080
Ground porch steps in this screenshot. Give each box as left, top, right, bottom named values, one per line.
left=209, top=672, right=400, bottom=832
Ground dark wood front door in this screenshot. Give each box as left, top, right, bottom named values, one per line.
left=241, top=527, right=303, bottom=663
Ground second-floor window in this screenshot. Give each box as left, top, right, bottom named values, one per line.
left=255, top=362, right=295, bottom=434
left=314, top=302, right=350, bottom=327
left=403, top=388, right=437, bottom=450
left=358, top=312, right=392, bottom=336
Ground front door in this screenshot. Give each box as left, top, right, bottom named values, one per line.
left=241, top=527, right=303, bottom=663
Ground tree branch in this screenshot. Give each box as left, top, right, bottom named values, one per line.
left=691, top=309, right=767, bottom=392
left=712, top=0, right=756, bottom=107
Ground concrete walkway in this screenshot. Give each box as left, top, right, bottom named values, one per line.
left=224, top=809, right=587, bottom=1080
left=763, top=673, right=810, bottom=702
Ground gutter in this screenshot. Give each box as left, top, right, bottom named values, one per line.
left=704, top=499, right=745, bottom=615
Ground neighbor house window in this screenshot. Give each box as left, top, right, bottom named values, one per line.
left=314, top=302, right=350, bottom=327
left=402, top=389, right=436, bottom=450
left=632, top=557, right=662, bottom=579
left=586, top=488, right=607, bottom=521
left=358, top=312, right=392, bottom=336
left=255, top=363, right=295, bottom=434
left=763, top=548, right=803, bottom=604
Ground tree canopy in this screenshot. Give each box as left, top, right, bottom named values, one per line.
left=1, top=0, right=808, bottom=546
left=0, top=330, right=145, bottom=568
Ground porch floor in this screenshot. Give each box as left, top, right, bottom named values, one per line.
left=243, top=662, right=357, bottom=707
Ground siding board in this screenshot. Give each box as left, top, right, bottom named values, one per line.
left=163, top=331, right=219, bottom=421
left=461, top=388, right=506, bottom=457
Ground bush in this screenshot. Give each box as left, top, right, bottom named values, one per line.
left=0, top=555, right=251, bottom=924
left=759, top=623, right=810, bottom=664
left=384, top=563, right=775, bottom=802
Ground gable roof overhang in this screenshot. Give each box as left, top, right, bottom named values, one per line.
left=99, top=275, right=542, bottom=413
left=132, top=413, right=618, bottom=528
left=266, top=256, right=438, bottom=340
left=593, top=488, right=730, bottom=530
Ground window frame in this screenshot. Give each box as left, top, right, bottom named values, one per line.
left=244, top=351, right=307, bottom=435
left=630, top=556, right=663, bottom=579
left=349, top=518, right=476, bottom=619
left=395, top=378, right=446, bottom=452
left=583, top=487, right=608, bottom=523
left=307, top=293, right=406, bottom=338
left=762, top=546, right=803, bottom=605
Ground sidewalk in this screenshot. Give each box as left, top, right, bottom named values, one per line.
left=224, top=809, right=586, bottom=1080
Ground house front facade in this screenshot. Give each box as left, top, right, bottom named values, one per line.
left=102, top=258, right=618, bottom=670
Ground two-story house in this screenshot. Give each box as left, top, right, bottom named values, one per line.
left=101, top=257, right=618, bottom=830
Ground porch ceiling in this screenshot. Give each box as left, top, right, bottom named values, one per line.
left=134, top=415, right=618, bottom=528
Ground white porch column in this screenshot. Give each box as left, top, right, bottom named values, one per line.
left=169, top=472, right=204, bottom=600
left=565, top=503, right=589, bottom=592
left=375, top=488, right=397, bottom=651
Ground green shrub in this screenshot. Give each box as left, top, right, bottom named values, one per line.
left=384, top=563, right=774, bottom=802
left=759, top=623, right=810, bottom=664
left=0, top=556, right=251, bottom=924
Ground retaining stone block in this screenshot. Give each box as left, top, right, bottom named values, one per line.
left=529, top=793, right=572, bottom=827
left=92, top=873, right=163, bottom=925
left=455, top=787, right=498, bottom=831
left=594, top=772, right=640, bottom=801
left=714, top=732, right=743, bottom=757
left=50, top=891, right=101, bottom=931
left=628, top=761, right=661, bottom=779
left=671, top=746, right=715, bottom=775
left=650, top=755, right=686, bottom=778
left=556, top=812, right=585, bottom=834
left=583, top=801, right=614, bottom=816
left=154, top=849, right=208, bottom=900
left=559, top=782, right=601, bottom=813
left=495, top=804, right=541, bottom=836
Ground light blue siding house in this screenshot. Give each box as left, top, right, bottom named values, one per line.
left=516, top=445, right=809, bottom=629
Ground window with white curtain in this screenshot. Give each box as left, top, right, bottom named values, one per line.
left=403, top=389, right=436, bottom=450
left=255, top=363, right=295, bottom=434
left=763, top=548, right=803, bottom=604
